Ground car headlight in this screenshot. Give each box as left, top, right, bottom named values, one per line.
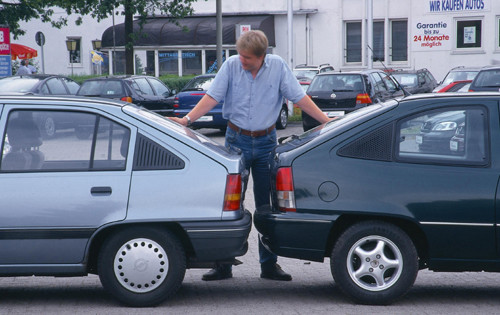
left=432, top=121, right=457, bottom=131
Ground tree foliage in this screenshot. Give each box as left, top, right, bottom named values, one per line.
left=1, top=0, right=203, bottom=74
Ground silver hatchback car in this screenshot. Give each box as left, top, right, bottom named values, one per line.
left=0, top=95, right=251, bottom=306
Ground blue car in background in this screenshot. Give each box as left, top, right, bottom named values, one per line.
left=172, top=74, right=290, bottom=131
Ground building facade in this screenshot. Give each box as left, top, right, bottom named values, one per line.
left=12, top=0, right=500, bottom=81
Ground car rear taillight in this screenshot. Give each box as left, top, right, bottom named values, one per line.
left=276, top=167, right=296, bottom=212
left=356, top=93, right=372, bottom=104
left=173, top=97, right=179, bottom=108
left=223, top=174, right=242, bottom=211
left=121, top=96, right=133, bottom=103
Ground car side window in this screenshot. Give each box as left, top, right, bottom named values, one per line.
left=148, top=78, right=170, bottom=96
left=63, top=78, right=80, bottom=94
left=370, top=73, right=387, bottom=93
left=397, top=107, right=488, bottom=165
left=133, top=78, right=154, bottom=96
left=46, top=78, right=68, bottom=95
left=1, top=110, right=130, bottom=172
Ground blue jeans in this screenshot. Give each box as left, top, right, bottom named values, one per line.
left=225, top=126, right=278, bottom=267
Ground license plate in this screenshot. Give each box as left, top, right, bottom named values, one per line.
left=415, top=135, right=423, bottom=144
left=325, top=111, right=345, bottom=117
left=197, top=116, right=213, bottom=122
left=450, top=141, right=458, bottom=151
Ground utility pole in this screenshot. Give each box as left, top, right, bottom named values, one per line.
left=367, top=0, right=373, bottom=69
left=216, top=0, right=223, bottom=71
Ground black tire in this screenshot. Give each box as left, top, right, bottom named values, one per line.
left=276, top=106, right=288, bottom=129
left=331, top=221, right=418, bottom=305
left=98, top=227, right=186, bottom=307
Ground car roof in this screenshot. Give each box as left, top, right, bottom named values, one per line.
left=294, top=63, right=333, bottom=70
left=1, top=74, right=69, bottom=80
left=315, top=69, right=385, bottom=76
left=83, top=75, right=155, bottom=82
left=448, top=66, right=486, bottom=72
left=0, top=94, right=129, bottom=108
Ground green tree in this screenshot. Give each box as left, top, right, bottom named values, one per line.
left=0, top=0, right=69, bottom=38
left=59, top=0, right=200, bottom=74
left=1, top=0, right=201, bottom=74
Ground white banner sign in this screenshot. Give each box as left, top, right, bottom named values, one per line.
left=412, top=18, right=452, bottom=51
left=427, top=0, right=490, bottom=13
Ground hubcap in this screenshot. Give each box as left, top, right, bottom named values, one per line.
left=44, top=117, right=55, bottom=136
left=346, top=235, right=403, bottom=292
left=114, top=238, right=169, bottom=293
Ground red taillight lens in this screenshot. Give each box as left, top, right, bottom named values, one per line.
left=223, top=174, right=242, bottom=211
left=173, top=97, right=179, bottom=107
left=276, top=167, right=296, bottom=212
left=121, top=96, right=133, bottom=103
left=190, top=93, right=205, bottom=96
left=356, top=93, right=372, bottom=104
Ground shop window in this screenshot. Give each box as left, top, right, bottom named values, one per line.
left=346, top=22, right=362, bottom=63
left=159, top=51, right=179, bottom=75
left=456, top=20, right=482, bottom=49
left=112, top=51, right=126, bottom=75
left=391, top=20, right=408, bottom=62
left=182, top=50, right=202, bottom=75
left=497, top=17, right=500, bottom=50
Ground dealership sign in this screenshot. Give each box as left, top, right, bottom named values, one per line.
left=412, top=18, right=452, bottom=51
left=427, top=0, right=490, bottom=13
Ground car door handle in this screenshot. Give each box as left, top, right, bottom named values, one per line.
left=91, top=186, right=112, bottom=196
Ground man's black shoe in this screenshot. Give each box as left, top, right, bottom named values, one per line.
left=202, top=265, right=232, bottom=281
left=260, top=263, right=292, bottom=281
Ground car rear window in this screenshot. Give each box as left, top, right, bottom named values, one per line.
left=472, top=69, right=500, bottom=88
left=392, top=73, right=418, bottom=87
left=78, top=80, right=124, bottom=96
left=309, top=74, right=364, bottom=93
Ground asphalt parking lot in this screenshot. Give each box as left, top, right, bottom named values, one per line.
left=2, top=122, right=500, bottom=314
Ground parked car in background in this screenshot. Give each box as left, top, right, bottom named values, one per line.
left=433, top=66, right=482, bottom=92
left=468, top=66, right=500, bottom=92
left=0, top=74, right=81, bottom=138
left=0, top=95, right=251, bottom=307
left=172, top=74, right=290, bottom=130
left=255, top=93, right=496, bottom=305
left=292, top=64, right=334, bottom=80
left=77, top=75, right=175, bottom=117
left=302, top=70, right=404, bottom=131
left=390, top=68, right=437, bottom=94
left=435, top=80, right=472, bottom=92
left=416, top=110, right=465, bottom=154
left=0, top=74, right=80, bottom=95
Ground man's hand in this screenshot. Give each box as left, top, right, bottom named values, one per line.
left=168, top=116, right=189, bottom=126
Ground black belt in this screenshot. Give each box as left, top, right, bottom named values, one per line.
left=228, top=121, right=275, bottom=137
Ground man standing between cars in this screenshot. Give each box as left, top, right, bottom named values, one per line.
left=171, top=30, right=331, bottom=281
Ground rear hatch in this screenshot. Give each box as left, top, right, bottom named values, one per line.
left=308, top=73, right=370, bottom=114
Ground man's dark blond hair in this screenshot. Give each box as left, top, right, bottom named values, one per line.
left=236, top=30, right=268, bottom=57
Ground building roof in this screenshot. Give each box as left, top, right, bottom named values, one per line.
left=102, top=15, right=275, bottom=48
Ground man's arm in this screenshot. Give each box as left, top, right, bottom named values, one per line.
left=296, top=95, right=332, bottom=124
left=169, top=94, right=220, bottom=126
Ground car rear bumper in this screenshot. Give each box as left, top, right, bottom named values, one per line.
left=181, top=210, right=252, bottom=263
left=253, top=205, right=334, bottom=262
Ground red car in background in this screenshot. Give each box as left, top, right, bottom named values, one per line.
left=435, top=80, right=472, bottom=93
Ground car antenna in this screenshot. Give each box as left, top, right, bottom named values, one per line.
left=367, top=45, right=411, bottom=97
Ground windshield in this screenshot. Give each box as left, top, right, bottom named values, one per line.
left=182, top=76, right=215, bottom=91
left=0, top=77, right=39, bottom=93
left=392, top=73, right=418, bottom=87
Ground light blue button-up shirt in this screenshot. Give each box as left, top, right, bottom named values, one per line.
left=207, top=54, right=305, bottom=131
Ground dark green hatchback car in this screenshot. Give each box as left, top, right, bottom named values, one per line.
left=255, top=92, right=498, bottom=305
